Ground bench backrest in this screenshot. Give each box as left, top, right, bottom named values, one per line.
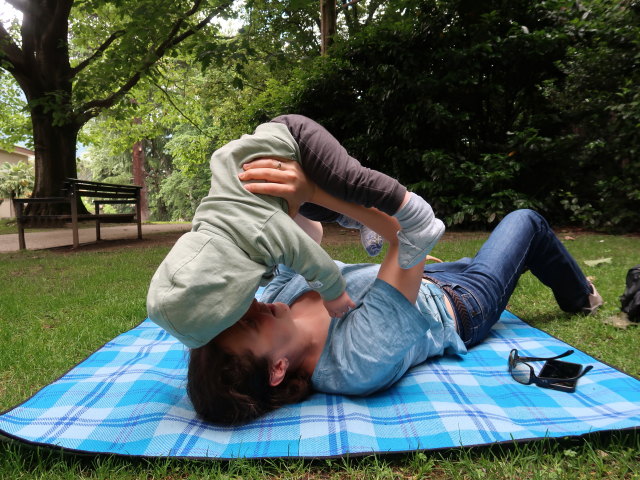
left=64, top=179, right=141, bottom=200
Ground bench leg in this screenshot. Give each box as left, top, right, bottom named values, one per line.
left=136, top=198, right=142, bottom=240
left=15, top=202, right=26, bottom=250
left=95, top=202, right=101, bottom=241
left=18, top=226, right=26, bottom=250
left=71, top=196, right=79, bottom=248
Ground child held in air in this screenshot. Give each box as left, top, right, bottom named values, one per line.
left=147, top=115, right=444, bottom=348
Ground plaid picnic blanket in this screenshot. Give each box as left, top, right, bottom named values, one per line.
left=0, top=311, right=638, bottom=459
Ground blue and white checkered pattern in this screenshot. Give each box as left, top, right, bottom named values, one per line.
left=1, top=311, right=639, bottom=458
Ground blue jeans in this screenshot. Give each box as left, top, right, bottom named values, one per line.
left=424, top=209, right=591, bottom=347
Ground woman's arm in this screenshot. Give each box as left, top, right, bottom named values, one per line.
left=313, top=188, right=425, bottom=305
left=241, top=159, right=425, bottom=304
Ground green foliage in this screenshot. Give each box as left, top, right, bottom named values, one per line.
left=66, top=0, right=233, bottom=113
left=39, top=0, right=639, bottom=229
left=545, top=0, right=640, bottom=231
left=0, top=161, right=34, bottom=200
left=157, top=170, right=210, bottom=221
left=79, top=54, right=230, bottom=220
left=0, top=71, right=32, bottom=150
left=238, top=0, right=566, bottom=227
left=229, top=0, right=639, bottom=231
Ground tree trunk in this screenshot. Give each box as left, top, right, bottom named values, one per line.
left=13, top=0, right=84, bottom=215
left=25, top=103, right=85, bottom=215
left=320, top=0, right=337, bottom=55
left=132, top=139, right=150, bottom=221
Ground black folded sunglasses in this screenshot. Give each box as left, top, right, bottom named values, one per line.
left=508, top=349, right=592, bottom=393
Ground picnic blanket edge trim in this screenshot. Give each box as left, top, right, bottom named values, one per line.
left=2, top=424, right=638, bottom=460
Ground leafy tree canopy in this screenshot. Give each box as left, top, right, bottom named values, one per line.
left=0, top=0, right=235, bottom=212
left=4, top=0, right=636, bottom=230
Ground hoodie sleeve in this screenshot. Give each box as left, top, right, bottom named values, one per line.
left=256, top=210, right=346, bottom=301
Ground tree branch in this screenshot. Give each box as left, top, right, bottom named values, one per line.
left=70, top=30, right=126, bottom=76
left=340, top=0, right=361, bottom=8
left=148, top=74, right=207, bottom=136
left=365, top=0, right=383, bottom=25
left=162, top=1, right=218, bottom=50
left=0, top=22, right=25, bottom=75
left=4, top=0, right=29, bottom=13
left=76, top=0, right=233, bottom=123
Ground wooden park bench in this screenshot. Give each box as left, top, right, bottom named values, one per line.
left=13, top=178, right=142, bottom=250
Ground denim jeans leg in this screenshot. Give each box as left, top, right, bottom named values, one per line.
left=468, top=209, right=590, bottom=334
left=428, top=209, right=591, bottom=346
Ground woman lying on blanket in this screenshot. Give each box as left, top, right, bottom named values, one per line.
left=187, top=160, right=603, bottom=425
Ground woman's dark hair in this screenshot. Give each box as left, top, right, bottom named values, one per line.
left=187, top=339, right=312, bottom=425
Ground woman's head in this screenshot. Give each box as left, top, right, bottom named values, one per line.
left=187, top=301, right=312, bottom=425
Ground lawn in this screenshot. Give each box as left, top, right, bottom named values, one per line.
left=0, top=218, right=18, bottom=235
left=0, top=230, right=638, bottom=479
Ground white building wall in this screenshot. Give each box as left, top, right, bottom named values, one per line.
left=0, top=147, right=35, bottom=218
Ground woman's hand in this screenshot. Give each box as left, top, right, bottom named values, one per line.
left=239, top=158, right=316, bottom=217
left=323, top=291, right=356, bottom=318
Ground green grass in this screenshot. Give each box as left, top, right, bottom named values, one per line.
left=0, top=218, right=19, bottom=235
left=1, top=232, right=639, bottom=479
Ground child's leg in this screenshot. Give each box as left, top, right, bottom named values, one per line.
left=293, top=214, right=323, bottom=245
left=272, top=115, right=442, bottom=264
left=298, top=203, right=340, bottom=222
left=271, top=114, right=406, bottom=214
left=336, top=214, right=384, bottom=256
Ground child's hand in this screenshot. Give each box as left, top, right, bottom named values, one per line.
left=323, top=291, right=356, bottom=318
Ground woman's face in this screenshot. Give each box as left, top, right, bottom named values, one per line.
left=214, top=300, right=295, bottom=360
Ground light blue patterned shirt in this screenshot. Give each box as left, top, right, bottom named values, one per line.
left=261, top=262, right=467, bottom=396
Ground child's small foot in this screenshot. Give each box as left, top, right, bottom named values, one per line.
left=396, top=219, right=445, bottom=268
left=393, top=193, right=445, bottom=269
left=337, top=215, right=383, bottom=257
left=337, top=215, right=360, bottom=230
left=360, top=225, right=383, bottom=256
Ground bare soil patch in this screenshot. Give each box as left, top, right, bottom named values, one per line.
left=47, top=224, right=363, bottom=254
left=48, top=232, right=188, bottom=254
left=45, top=222, right=620, bottom=255
left=46, top=223, right=490, bottom=255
